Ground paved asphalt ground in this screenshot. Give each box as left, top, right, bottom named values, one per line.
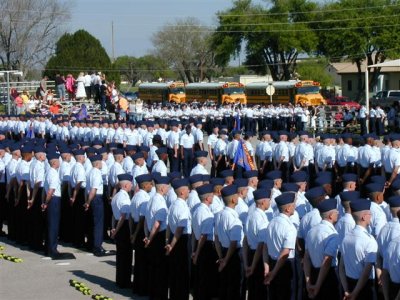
left=0, top=136, right=259, bottom=300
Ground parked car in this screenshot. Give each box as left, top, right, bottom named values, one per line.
left=124, top=91, right=139, bottom=101
left=370, top=90, right=400, bottom=106
left=327, top=96, right=361, bottom=109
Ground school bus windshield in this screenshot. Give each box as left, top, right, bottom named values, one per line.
left=296, top=86, right=320, bottom=95
left=170, top=87, right=185, bottom=94
left=223, top=87, right=245, bottom=95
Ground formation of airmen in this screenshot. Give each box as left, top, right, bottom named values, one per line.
left=0, top=110, right=399, bottom=300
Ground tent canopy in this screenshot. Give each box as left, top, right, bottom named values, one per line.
left=368, top=59, right=400, bottom=68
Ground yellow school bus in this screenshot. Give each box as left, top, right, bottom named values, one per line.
left=185, top=82, right=247, bottom=105
left=245, top=80, right=326, bottom=106
left=138, top=82, right=186, bottom=104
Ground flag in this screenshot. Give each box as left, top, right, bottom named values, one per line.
left=234, top=113, right=240, bottom=131
left=232, top=139, right=256, bottom=171
left=26, top=123, right=35, bottom=139
left=77, top=104, right=88, bottom=120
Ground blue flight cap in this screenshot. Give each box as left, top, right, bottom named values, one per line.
left=59, top=147, right=72, bottom=154
left=125, top=145, right=137, bottom=152
left=275, top=192, right=296, bottom=206
left=197, top=184, right=214, bottom=196
left=21, top=144, right=33, bottom=153
left=189, top=174, right=204, bottom=184
left=350, top=199, right=371, bottom=212
left=9, top=142, right=20, bottom=152
left=33, top=146, right=46, bottom=154
left=305, top=186, right=326, bottom=201
left=391, top=178, right=400, bottom=191
left=89, top=154, right=102, bottom=162
left=172, top=178, right=189, bottom=189
left=135, top=174, right=153, bottom=184
left=340, top=191, right=360, bottom=202
left=202, top=174, right=211, bottom=182
left=194, top=151, right=208, bottom=158
left=153, top=175, right=171, bottom=185
left=96, top=147, right=107, bottom=155
left=387, top=195, right=400, bottom=208
left=282, top=183, right=300, bottom=193
left=365, top=183, right=385, bottom=194
left=167, top=171, right=181, bottom=180
left=314, top=176, right=331, bottom=186
left=139, top=145, right=150, bottom=153
left=73, top=149, right=85, bottom=156
left=132, top=152, right=144, bottom=160
left=317, top=198, right=337, bottom=213
left=86, top=147, right=97, bottom=155
left=258, top=179, right=274, bottom=190
left=316, top=171, right=333, bottom=179
left=221, top=185, right=238, bottom=197
left=234, top=178, right=248, bottom=188
left=342, top=173, right=358, bottom=183
left=244, top=170, right=258, bottom=179
left=370, top=176, right=386, bottom=184
left=108, top=142, right=118, bottom=149
left=92, top=140, right=103, bottom=147
left=266, top=170, right=282, bottom=181
left=220, top=169, right=234, bottom=178
left=156, top=147, right=168, bottom=155
left=118, top=174, right=133, bottom=182
left=210, top=177, right=225, bottom=186
left=290, top=171, right=307, bottom=183
left=47, top=152, right=60, bottom=161
left=113, top=148, right=124, bottom=155
left=253, top=188, right=271, bottom=201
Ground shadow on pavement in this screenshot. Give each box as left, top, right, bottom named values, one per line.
left=69, top=270, right=133, bottom=299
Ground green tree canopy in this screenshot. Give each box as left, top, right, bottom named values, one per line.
left=212, top=0, right=318, bottom=80
left=312, top=0, right=400, bottom=99
left=295, top=59, right=333, bottom=87
left=113, top=55, right=176, bottom=85
left=44, top=29, right=119, bottom=84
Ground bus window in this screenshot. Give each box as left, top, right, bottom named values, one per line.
left=296, top=86, right=320, bottom=95
left=223, top=87, right=245, bottom=95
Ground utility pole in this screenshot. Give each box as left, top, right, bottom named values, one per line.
left=111, top=21, right=115, bottom=63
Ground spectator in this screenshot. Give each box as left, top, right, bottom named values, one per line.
left=334, top=110, right=344, bottom=127
left=55, top=73, right=66, bottom=101
left=49, top=100, right=63, bottom=115
left=75, top=72, right=87, bottom=100
left=40, top=75, right=49, bottom=102
left=84, top=72, right=92, bottom=99
left=21, top=90, right=30, bottom=113
left=99, top=80, right=107, bottom=111
left=117, top=94, right=129, bottom=120
left=65, top=74, right=76, bottom=100
left=14, top=93, right=24, bottom=114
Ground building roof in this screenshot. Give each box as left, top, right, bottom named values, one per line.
left=330, top=60, right=400, bottom=74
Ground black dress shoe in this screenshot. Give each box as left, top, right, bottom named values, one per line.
left=93, top=249, right=116, bottom=257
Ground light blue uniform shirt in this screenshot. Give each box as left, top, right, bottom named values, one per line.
left=111, top=189, right=131, bottom=220
left=44, top=167, right=61, bottom=197
left=383, top=236, right=400, bottom=283
left=335, top=213, right=356, bottom=246
left=298, top=208, right=321, bottom=239
left=376, top=218, right=400, bottom=257
left=264, top=213, right=297, bottom=260
left=215, top=206, right=243, bottom=248
left=187, top=190, right=201, bottom=214
left=369, top=201, right=387, bottom=238
left=145, top=193, right=168, bottom=232
left=70, top=162, right=86, bottom=189
left=192, top=203, right=214, bottom=241
left=305, top=220, right=339, bottom=267
left=86, top=168, right=103, bottom=195
left=245, top=207, right=269, bottom=250
left=340, top=225, right=378, bottom=280
left=130, top=189, right=150, bottom=222
left=168, top=198, right=192, bottom=235
left=235, top=197, right=249, bottom=226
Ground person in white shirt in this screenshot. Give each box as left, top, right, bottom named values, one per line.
left=43, top=152, right=62, bottom=258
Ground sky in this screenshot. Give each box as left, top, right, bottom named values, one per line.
left=66, top=0, right=237, bottom=59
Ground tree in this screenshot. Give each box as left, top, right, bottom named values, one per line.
left=0, top=0, right=70, bottom=75
left=152, top=18, right=217, bottom=83
left=113, top=55, right=175, bottom=85
left=212, top=0, right=318, bottom=81
left=44, top=29, right=119, bottom=84
left=295, top=59, right=333, bottom=87
left=313, top=0, right=400, bottom=100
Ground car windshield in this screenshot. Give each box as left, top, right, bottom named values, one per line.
left=296, top=86, right=320, bottom=94
left=223, top=87, right=244, bottom=95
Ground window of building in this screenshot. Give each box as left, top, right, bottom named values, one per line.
left=347, top=80, right=352, bottom=91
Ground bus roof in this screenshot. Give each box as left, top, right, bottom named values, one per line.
left=139, top=82, right=184, bottom=89
left=245, top=81, right=298, bottom=89
left=185, top=82, right=242, bottom=89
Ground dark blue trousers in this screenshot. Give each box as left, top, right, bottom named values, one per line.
left=91, top=195, right=104, bottom=252
left=47, top=196, right=61, bottom=256
left=182, top=148, right=194, bottom=177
